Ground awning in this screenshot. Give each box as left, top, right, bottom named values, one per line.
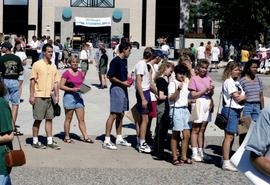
left=75, top=17, right=111, bottom=27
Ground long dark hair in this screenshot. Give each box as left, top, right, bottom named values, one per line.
left=241, top=60, right=258, bottom=80
left=13, top=41, right=23, bottom=53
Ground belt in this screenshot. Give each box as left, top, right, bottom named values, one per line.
left=171, top=106, right=188, bottom=109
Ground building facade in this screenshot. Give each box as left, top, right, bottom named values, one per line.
left=0, top=0, right=157, bottom=46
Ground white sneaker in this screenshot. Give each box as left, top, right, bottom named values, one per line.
left=222, top=162, right=238, bottom=172
left=116, top=139, right=132, bottom=147
left=138, top=142, right=151, bottom=153
left=192, top=155, right=203, bottom=162
left=103, top=142, right=117, bottom=150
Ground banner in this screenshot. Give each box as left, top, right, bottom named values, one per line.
left=75, top=17, right=111, bottom=27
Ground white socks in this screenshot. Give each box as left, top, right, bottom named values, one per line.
left=140, top=139, right=146, bottom=146
left=104, top=136, right=111, bottom=143
left=33, top=137, right=38, bottom=144
left=192, top=147, right=198, bottom=157
left=47, top=137, right=53, bottom=145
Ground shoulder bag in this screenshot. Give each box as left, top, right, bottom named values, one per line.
left=214, top=90, right=232, bottom=130
left=5, top=134, right=26, bottom=167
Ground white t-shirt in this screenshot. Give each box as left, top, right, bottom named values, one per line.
left=168, top=79, right=189, bottom=107
left=211, top=46, right=220, bottom=61
left=197, top=46, right=205, bottom=59
left=80, top=50, right=88, bottom=60
left=135, top=60, right=150, bottom=91
left=15, top=51, right=27, bottom=62
left=223, top=77, right=245, bottom=109
left=147, top=63, right=158, bottom=101
left=30, top=40, right=40, bottom=49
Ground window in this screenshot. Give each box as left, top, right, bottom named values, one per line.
left=4, top=0, right=28, bottom=5
left=70, top=0, right=114, bottom=8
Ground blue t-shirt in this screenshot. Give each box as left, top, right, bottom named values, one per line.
left=107, top=56, right=128, bottom=89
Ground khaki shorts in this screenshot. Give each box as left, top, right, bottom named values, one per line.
left=33, top=97, right=54, bottom=120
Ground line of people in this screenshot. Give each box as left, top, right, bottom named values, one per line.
left=0, top=40, right=265, bottom=173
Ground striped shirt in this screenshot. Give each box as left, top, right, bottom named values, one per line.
left=239, top=76, right=263, bottom=102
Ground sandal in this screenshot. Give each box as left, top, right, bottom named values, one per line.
left=180, top=158, right=193, bottom=165
left=82, top=138, right=94, bottom=143
left=172, top=159, right=182, bottom=166
left=14, top=129, right=23, bottom=136
left=64, top=138, right=74, bottom=144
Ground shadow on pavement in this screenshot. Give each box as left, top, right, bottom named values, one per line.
left=54, top=132, right=82, bottom=141
left=25, top=136, right=47, bottom=145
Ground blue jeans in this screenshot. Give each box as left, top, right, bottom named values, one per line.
left=243, top=102, right=261, bottom=122
left=221, top=107, right=242, bottom=134
left=0, top=175, right=11, bottom=185
left=4, top=79, right=20, bottom=105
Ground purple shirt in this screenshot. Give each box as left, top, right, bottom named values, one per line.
left=188, top=75, right=213, bottom=97
left=62, top=70, right=84, bottom=88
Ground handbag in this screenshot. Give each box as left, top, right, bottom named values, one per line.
left=51, top=97, right=61, bottom=117
left=189, top=100, right=200, bottom=122
left=5, top=134, right=26, bottom=167
left=214, top=91, right=232, bottom=130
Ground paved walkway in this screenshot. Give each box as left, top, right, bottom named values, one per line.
left=10, top=48, right=269, bottom=184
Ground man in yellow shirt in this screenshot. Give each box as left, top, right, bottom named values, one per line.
left=29, top=43, right=61, bottom=150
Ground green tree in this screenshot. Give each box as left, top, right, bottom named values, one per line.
left=198, top=0, right=270, bottom=42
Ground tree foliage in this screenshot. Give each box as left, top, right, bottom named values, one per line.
left=198, top=0, right=270, bottom=42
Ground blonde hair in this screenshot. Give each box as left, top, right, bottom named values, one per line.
left=222, top=61, right=241, bottom=81
left=155, top=61, right=174, bottom=82
left=67, top=55, right=79, bottom=64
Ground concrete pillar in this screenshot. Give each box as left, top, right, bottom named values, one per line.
left=42, top=0, right=55, bottom=39
left=146, top=0, right=156, bottom=47
left=0, top=0, right=3, bottom=33
left=28, top=0, right=38, bottom=42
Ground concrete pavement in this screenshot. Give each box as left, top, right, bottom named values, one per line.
left=10, top=48, right=269, bottom=184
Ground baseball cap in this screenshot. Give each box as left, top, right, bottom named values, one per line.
left=1, top=42, right=13, bottom=50
left=154, top=49, right=165, bottom=58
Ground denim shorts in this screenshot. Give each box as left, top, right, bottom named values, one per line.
left=4, top=79, right=20, bottom=105
left=0, top=175, right=11, bottom=185
left=170, top=107, right=191, bottom=131
left=110, top=86, right=129, bottom=113
left=243, top=102, right=261, bottom=122
left=221, top=107, right=242, bottom=134
left=63, top=92, right=84, bottom=109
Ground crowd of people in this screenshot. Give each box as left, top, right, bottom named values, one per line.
left=0, top=35, right=269, bottom=184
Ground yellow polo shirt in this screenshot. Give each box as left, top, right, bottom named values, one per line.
left=30, top=59, right=60, bottom=98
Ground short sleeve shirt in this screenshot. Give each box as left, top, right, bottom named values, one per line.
left=0, top=54, right=23, bottom=79
left=168, top=79, right=189, bottom=107
left=107, top=56, right=128, bottom=89
left=239, top=76, right=263, bottom=102
left=0, top=98, right=13, bottom=175
left=134, top=60, right=150, bottom=91
left=188, top=75, right=213, bottom=98
left=246, top=106, right=270, bottom=156
left=223, top=78, right=245, bottom=109
left=30, top=60, right=60, bottom=98
left=62, top=70, right=84, bottom=88
left=156, top=77, right=169, bottom=105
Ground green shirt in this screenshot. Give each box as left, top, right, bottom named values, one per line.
left=0, top=54, right=24, bottom=79
left=0, top=98, right=13, bottom=175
